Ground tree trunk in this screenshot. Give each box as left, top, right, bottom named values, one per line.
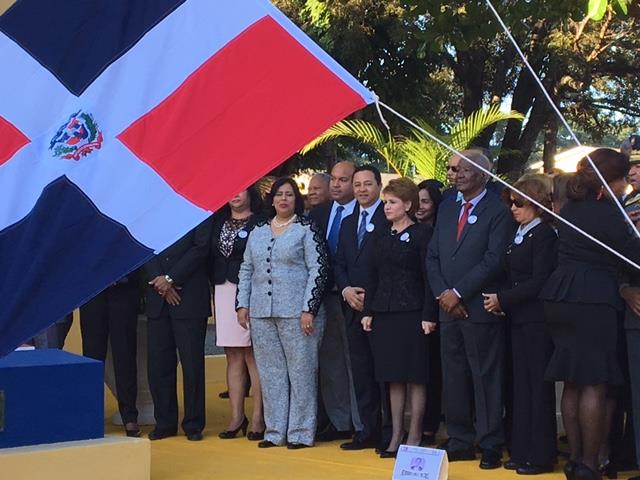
left=542, top=115, right=558, bottom=172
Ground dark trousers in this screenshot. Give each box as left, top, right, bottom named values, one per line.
left=80, top=286, right=139, bottom=424
left=423, top=330, right=442, bottom=434
left=345, top=309, right=380, bottom=439
left=147, top=314, right=207, bottom=435
left=626, top=328, right=640, bottom=467
left=440, top=320, right=505, bottom=451
left=510, top=322, right=557, bottom=466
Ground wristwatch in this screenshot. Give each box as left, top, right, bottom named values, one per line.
left=164, top=275, right=174, bottom=285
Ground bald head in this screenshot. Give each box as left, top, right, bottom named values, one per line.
left=330, top=161, right=356, bottom=204
left=307, top=173, right=331, bottom=207
left=454, top=149, right=492, bottom=199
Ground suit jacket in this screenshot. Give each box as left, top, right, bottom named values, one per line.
left=497, top=222, right=557, bottom=324
left=143, top=217, right=213, bottom=319
left=334, top=203, right=389, bottom=319
left=541, top=198, right=640, bottom=310
left=236, top=217, right=328, bottom=317
left=427, top=192, right=513, bottom=323
left=209, top=213, right=265, bottom=286
left=363, top=223, right=436, bottom=320
left=308, top=200, right=359, bottom=291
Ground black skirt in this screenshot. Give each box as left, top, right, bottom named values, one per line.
left=544, top=301, right=623, bottom=385
left=370, top=310, right=429, bottom=383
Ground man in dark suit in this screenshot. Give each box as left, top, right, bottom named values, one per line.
left=308, top=160, right=359, bottom=441
left=334, top=164, right=388, bottom=450
left=144, top=217, right=213, bottom=442
left=427, top=150, right=512, bottom=469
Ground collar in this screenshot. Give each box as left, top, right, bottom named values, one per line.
left=456, top=191, right=463, bottom=202
left=331, top=198, right=357, bottom=216
left=360, top=198, right=381, bottom=218
left=515, top=217, right=542, bottom=241
left=461, top=189, right=487, bottom=209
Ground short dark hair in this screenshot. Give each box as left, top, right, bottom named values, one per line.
left=501, top=176, right=553, bottom=223
left=417, top=179, right=444, bottom=224
left=353, top=164, right=382, bottom=185
left=567, top=148, right=630, bottom=200
left=218, top=184, right=264, bottom=218
left=265, top=177, right=305, bottom=218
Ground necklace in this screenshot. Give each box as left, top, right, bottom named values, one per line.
left=273, top=214, right=296, bottom=228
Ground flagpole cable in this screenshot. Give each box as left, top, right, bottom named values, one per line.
left=377, top=99, right=640, bottom=271
left=484, top=0, right=640, bottom=240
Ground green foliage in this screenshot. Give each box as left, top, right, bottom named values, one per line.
left=300, top=105, right=523, bottom=181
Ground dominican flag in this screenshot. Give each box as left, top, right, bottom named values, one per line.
left=0, top=0, right=374, bottom=356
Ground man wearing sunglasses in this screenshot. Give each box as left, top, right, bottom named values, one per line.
left=427, top=150, right=513, bottom=470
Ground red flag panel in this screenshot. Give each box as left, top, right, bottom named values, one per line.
left=0, top=116, right=29, bottom=166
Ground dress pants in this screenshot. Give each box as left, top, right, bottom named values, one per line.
left=345, top=308, right=380, bottom=439
left=318, top=293, right=360, bottom=432
left=251, top=310, right=326, bottom=446
left=147, top=313, right=207, bottom=435
left=510, top=323, right=556, bottom=466
left=440, top=320, right=505, bottom=451
left=80, top=286, right=139, bottom=424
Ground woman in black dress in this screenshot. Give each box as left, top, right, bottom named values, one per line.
left=361, top=177, right=437, bottom=458
left=540, top=149, right=640, bottom=480
left=484, top=176, right=558, bottom=475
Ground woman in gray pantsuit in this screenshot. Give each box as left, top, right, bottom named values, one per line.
left=237, top=177, right=329, bottom=449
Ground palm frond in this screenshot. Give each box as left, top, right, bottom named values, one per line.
left=449, top=104, right=524, bottom=151
left=299, top=119, right=387, bottom=155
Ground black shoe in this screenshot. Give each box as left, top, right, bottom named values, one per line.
left=218, top=390, right=230, bottom=399
left=315, top=424, right=352, bottom=442
left=564, top=460, right=579, bottom=480
left=480, top=449, right=503, bottom=470
left=516, top=463, right=554, bottom=475
left=257, top=440, right=279, bottom=448
left=218, top=417, right=248, bottom=439
left=287, top=442, right=311, bottom=450
left=125, top=427, right=141, bottom=438
left=422, top=433, right=436, bottom=446
left=444, top=446, right=476, bottom=462
left=380, top=450, right=398, bottom=459
left=186, top=432, right=203, bottom=441
left=340, top=435, right=378, bottom=451
left=574, top=463, right=602, bottom=480
left=247, top=430, right=265, bottom=441
left=148, top=429, right=177, bottom=441
left=505, top=459, right=521, bottom=470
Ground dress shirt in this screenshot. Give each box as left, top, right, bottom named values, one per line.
left=513, top=217, right=542, bottom=243
left=358, top=199, right=381, bottom=230
left=457, top=189, right=487, bottom=220
left=325, top=198, right=357, bottom=239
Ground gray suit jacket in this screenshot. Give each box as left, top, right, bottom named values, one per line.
left=236, top=217, right=328, bottom=318
left=427, top=192, right=513, bottom=323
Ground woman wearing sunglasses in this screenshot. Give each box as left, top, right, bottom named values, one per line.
left=483, top=176, right=558, bottom=475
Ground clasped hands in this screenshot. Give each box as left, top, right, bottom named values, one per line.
left=437, top=289, right=468, bottom=319
left=237, top=308, right=316, bottom=336
left=360, top=316, right=437, bottom=335
left=148, top=276, right=182, bottom=306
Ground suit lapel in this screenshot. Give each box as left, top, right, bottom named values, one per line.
left=355, top=203, right=383, bottom=258
left=453, top=195, right=491, bottom=255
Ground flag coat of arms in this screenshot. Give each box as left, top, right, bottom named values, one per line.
left=0, top=0, right=374, bottom=356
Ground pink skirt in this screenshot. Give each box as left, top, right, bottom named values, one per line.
left=215, top=281, right=251, bottom=347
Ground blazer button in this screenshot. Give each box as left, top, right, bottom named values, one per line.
left=270, top=238, right=275, bottom=242
left=267, top=292, right=272, bottom=296
left=268, top=280, right=272, bottom=284
left=267, top=269, right=271, bottom=274
left=266, top=258, right=270, bottom=262
left=268, top=246, right=271, bottom=251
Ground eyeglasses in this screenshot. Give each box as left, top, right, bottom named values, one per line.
left=509, top=198, right=526, bottom=208
left=447, top=166, right=459, bottom=173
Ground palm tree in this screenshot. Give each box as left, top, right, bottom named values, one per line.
left=299, top=104, right=524, bottom=181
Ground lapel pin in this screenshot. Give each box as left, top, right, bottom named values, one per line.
left=468, top=215, right=478, bottom=225
left=514, top=235, right=523, bottom=245
left=237, top=230, right=248, bottom=239
left=400, top=232, right=410, bottom=242
left=366, top=223, right=375, bottom=232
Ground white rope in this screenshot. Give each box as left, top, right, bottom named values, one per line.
left=377, top=100, right=640, bottom=271
left=484, top=0, right=640, bottom=240
left=373, top=94, right=391, bottom=133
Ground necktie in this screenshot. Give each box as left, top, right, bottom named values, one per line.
left=327, top=205, right=345, bottom=255
left=357, top=210, right=369, bottom=248
left=456, top=202, right=473, bottom=241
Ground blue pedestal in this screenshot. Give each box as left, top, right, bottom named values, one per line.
left=0, top=349, right=103, bottom=448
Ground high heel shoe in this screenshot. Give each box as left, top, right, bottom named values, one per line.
left=247, top=430, right=265, bottom=441
left=564, top=460, right=579, bottom=480
left=218, top=417, right=248, bottom=439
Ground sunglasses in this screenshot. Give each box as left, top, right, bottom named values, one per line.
left=447, top=166, right=459, bottom=173
left=509, top=198, right=526, bottom=208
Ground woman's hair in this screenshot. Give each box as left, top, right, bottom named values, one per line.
left=566, top=148, right=630, bottom=201
left=219, top=184, right=263, bottom=218
left=417, top=179, right=443, bottom=224
left=383, top=177, right=420, bottom=218
left=264, top=177, right=305, bottom=218
left=501, top=175, right=553, bottom=223
left=551, top=173, right=571, bottom=213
